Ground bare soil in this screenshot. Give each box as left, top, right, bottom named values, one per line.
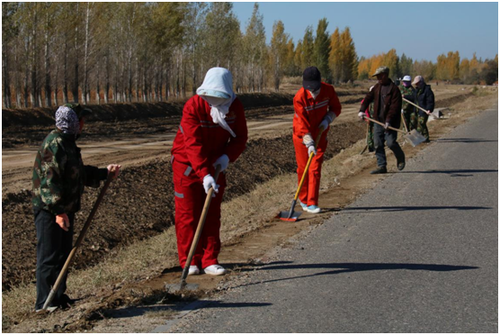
left=2, top=83, right=492, bottom=332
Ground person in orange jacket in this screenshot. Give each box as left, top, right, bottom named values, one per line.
left=171, top=67, right=248, bottom=276
left=293, top=66, right=342, bottom=214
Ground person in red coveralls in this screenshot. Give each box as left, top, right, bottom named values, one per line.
left=171, top=67, right=248, bottom=276
left=293, top=66, right=342, bottom=214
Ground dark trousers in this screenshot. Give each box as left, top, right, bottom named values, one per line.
left=35, top=208, right=74, bottom=310
left=373, top=123, right=405, bottom=168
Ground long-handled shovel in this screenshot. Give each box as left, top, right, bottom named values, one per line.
left=363, top=116, right=426, bottom=147
left=400, top=109, right=410, bottom=132
left=166, top=165, right=222, bottom=293
left=359, top=121, right=370, bottom=155
left=403, top=98, right=441, bottom=119
left=42, top=169, right=117, bottom=310
left=277, top=128, right=324, bottom=222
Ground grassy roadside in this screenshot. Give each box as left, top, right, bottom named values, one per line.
left=3, top=88, right=497, bottom=330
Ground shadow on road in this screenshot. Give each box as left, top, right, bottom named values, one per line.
left=237, top=262, right=479, bottom=288
left=341, top=205, right=492, bottom=213
left=400, top=168, right=497, bottom=175
left=99, top=301, right=272, bottom=320
left=436, top=137, right=497, bottom=143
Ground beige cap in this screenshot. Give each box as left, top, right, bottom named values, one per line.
left=412, top=75, right=424, bottom=85
left=372, top=66, right=389, bottom=77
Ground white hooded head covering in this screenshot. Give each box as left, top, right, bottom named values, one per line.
left=196, top=67, right=236, bottom=137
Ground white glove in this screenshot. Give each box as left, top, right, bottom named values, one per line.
left=308, top=145, right=317, bottom=156
left=213, top=154, right=229, bottom=172
left=384, top=122, right=390, bottom=130
left=203, top=174, right=219, bottom=194
left=358, top=112, right=365, bottom=121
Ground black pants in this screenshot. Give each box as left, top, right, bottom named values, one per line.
left=373, top=123, right=405, bottom=168
left=35, top=208, right=74, bottom=310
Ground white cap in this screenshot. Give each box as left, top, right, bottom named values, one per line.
left=402, top=75, right=411, bottom=82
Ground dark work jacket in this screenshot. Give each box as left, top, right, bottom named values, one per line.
left=415, top=84, right=435, bottom=116
left=359, top=79, right=402, bottom=128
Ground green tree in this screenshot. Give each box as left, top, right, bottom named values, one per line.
left=184, top=3, right=207, bottom=94
left=204, top=2, right=240, bottom=69
left=269, top=20, right=290, bottom=91
left=242, top=3, right=267, bottom=92
left=301, top=26, right=314, bottom=70
left=313, top=18, right=330, bottom=81
left=479, top=57, right=498, bottom=85
left=2, top=2, right=19, bottom=108
left=399, top=53, right=413, bottom=78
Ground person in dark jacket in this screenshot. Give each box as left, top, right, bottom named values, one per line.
left=32, top=103, right=120, bottom=312
left=358, top=66, right=405, bottom=174
left=410, top=75, right=434, bottom=142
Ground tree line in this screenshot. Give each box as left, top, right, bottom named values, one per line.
left=2, top=2, right=498, bottom=109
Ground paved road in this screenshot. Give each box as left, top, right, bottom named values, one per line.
left=162, top=108, right=498, bottom=333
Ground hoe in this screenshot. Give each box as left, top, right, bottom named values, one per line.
left=278, top=127, right=324, bottom=222
left=165, top=165, right=222, bottom=293
left=42, top=168, right=117, bottom=311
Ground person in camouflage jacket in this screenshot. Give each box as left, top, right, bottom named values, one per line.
left=399, top=75, right=417, bottom=131
left=32, top=103, right=120, bottom=312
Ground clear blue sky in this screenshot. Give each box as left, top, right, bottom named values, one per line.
left=232, top=1, right=498, bottom=62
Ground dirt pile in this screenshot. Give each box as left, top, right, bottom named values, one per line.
left=2, top=121, right=365, bottom=290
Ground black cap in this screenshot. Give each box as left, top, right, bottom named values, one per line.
left=302, top=66, right=321, bottom=91
left=65, top=103, right=92, bottom=119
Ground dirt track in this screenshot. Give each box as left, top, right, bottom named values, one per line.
left=2, top=83, right=488, bottom=332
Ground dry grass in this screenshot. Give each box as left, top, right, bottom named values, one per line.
left=3, top=87, right=497, bottom=324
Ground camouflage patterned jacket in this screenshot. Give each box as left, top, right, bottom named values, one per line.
left=399, top=85, right=416, bottom=112
left=32, top=129, right=108, bottom=215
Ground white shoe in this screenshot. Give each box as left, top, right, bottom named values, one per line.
left=204, top=264, right=226, bottom=276
left=188, top=265, right=200, bottom=275
left=298, top=200, right=308, bottom=211
left=306, top=205, right=321, bottom=214
left=35, top=306, right=58, bottom=313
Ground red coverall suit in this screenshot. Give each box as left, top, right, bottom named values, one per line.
left=293, top=83, right=342, bottom=206
left=171, top=95, right=248, bottom=269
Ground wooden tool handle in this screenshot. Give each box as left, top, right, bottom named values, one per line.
left=363, top=116, right=405, bottom=134
left=293, top=127, right=325, bottom=201
left=43, top=171, right=115, bottom=310
left=181, top=164, right=222, bottom=282
left=403, top=98, right=428, bottom=113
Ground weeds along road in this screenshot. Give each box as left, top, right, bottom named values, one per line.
left=163, top=107, right=498, bottom=332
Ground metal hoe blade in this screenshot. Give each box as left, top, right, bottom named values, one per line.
left=429, top=109, right=442, bottom=120
left=277, top=210, right=302, bottom=222
left=404, top=129, right=427, bottom=147
left=165, top=278, right=199, bottom=294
